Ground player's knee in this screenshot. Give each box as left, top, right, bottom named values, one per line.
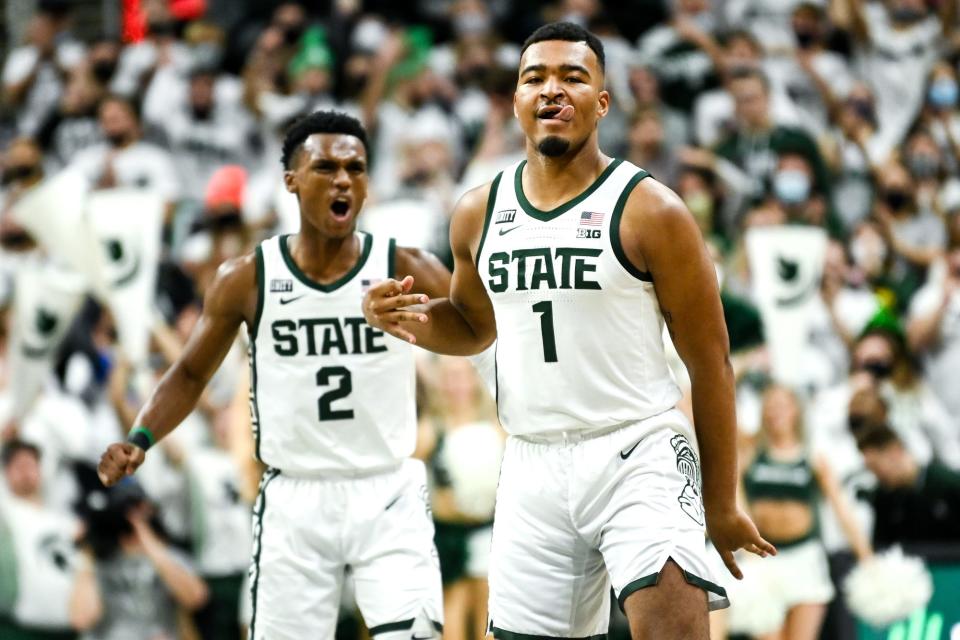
left=623, top=561, right=709, bottom=640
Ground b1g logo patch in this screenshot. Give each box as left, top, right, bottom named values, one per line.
left=671, top=434, right=704, bottom=525
left=576, top=228, right=601, bottom=239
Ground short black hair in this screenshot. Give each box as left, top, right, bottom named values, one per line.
left=2, top=440, right=41, bottom=467
left=521, top=22, right=605, bottom=73
left=100, top=93, right=142, bottom=122
left=280, top=110, right=369, bottom=169
left=855, top=422, right=901, bottom=452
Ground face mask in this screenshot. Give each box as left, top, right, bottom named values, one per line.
left=453, top=11, right=492, bottom=37
left=907, top=153, right=939, bottom=179
left=890, top=7, right=925, bottom=24
left=192, top=43, right=224, bottom=70
left=0, top=229, right=33, bottom=248
left=1, top=165, right=39, bottom=185
left=859, top=360, right=894, bottom=379
left=106, top=132, right=129, bottom=148
left=848, top=98, right=876, bottom=125
left=851, top=235, right=888, bottom=273
left=148, top=21, right=177, bottom=38
left=207, top=211, right=243, bottom=231
left=191, top=104, right=212, bottom=120
left=773, top=169, right=811, bottom=204
left=281, top=24, right=304, bottom=46
left=91, top=60, right=116, bottom=84
left=928, top=79, right=958, bottom=109
left=794, top=29, right=818, bottom=49
left=691, top=12, right=716, bottom=33
left=684, top=191, right=714, bottom=224
left=848, top=414, right=869, bottom=432
left=884, top=190, right=912, bottom=211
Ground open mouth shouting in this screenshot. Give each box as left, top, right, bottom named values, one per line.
left=536, top=104, right=575, bottom=122
left=329, top=195, right=352, bottom=222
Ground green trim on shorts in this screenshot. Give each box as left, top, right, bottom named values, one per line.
left=617, top=563, right=727, bottom=612
left=490, top=626, right=606, bottom=640
left=367, top=619, right=443, bottom=636
left=249, top=469, right=280, bottom=638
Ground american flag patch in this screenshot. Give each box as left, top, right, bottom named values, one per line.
left=579, top=211, right=604, bottom=226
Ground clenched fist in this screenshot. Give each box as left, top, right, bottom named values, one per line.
left=97, top=442, right=146, bottom=487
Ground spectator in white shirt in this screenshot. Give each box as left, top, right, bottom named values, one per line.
left=67, top=95, right=180, bottom=218
left=908, top=240, right=960, bottom=430
left=2, top=5, right=84, bottom=136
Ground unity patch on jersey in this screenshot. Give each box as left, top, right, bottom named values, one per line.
left=270, top=279, right=294, bottom=293
left=495, top=209, right=517, bottom=224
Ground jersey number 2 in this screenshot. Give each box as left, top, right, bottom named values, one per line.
left=316, top=366, right=354, bottom=421
left=532, top=301, right=558, bottom=363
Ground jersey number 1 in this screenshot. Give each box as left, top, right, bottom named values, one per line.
left=316, top=366, right=354, bottom=421
left=532, top=301, right=558, bottom=363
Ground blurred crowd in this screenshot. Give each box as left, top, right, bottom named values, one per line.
left=1, top=0, right=960, bottom=639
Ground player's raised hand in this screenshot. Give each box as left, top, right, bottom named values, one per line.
left=706, top=506, right=777, bottom=579
left=97, top=442, right=146, bottom=487
left=362, top=275, right=430, bottom=344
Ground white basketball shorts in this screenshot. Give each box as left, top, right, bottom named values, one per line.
left=248, top=459, right=443, bottom=640
left=488, top=410, right=729, bottom=638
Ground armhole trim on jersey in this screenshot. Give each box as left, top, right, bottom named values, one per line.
left=387, top=237, right=397, bottom=279
left=474, top=172, right=503, bottom=268
left=251, top=244, right=265, bottom=340
left=610, top=170, right=653, bottom=283
left=516, top=158, right=623, bottom=222
left=279, top=232, right=373, bottom=292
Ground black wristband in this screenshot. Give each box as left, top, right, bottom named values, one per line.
left=127, top=426, right=155, bottom=451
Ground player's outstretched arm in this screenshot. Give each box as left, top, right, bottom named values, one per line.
left=622, top=179, right=776, bottom=578
left=97, top=254, right=256, bottom=486
left=363, top=183, right=497, bottom=355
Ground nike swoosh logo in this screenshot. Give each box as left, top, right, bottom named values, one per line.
left=499, top=225, right=523, bottom=236
left=620, top=440, right=642, bottom=460
left=279, top=294, right=306, bottom=305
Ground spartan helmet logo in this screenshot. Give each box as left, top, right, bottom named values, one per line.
left=102, top=237, right=141, bottom=288
left=774, top=252, right=816, bottom=308
left=38, top=533, right=73, bottom=573
left=671, top=434, right=704, bottom=526
left=21, top=306, right=59, bottom=358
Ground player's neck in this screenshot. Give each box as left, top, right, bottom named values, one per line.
left=522, top=143, right=610, bottom=210
left=288, top=228, right=360, bottom=285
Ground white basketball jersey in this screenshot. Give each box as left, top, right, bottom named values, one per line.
left=249, top=233, right=416, bottom=475
left=476, top=159, right=681, bottom=436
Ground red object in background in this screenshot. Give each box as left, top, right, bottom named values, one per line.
left=204, top=165, right=248, bottom=210
left=121, top=0, right=146, bottom=43
left=169, top=0, right=206, bottom=21
left=121, top=0, right=207, bottom=43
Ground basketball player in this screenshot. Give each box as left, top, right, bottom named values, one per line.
left=97, top=111, right=452, bottom=640
left=364, top=23, right=775, bottom=639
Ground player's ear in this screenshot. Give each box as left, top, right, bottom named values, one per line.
left=283, top=169, right=297, bottom=194
left=597, top=89, right=610, bottom=120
